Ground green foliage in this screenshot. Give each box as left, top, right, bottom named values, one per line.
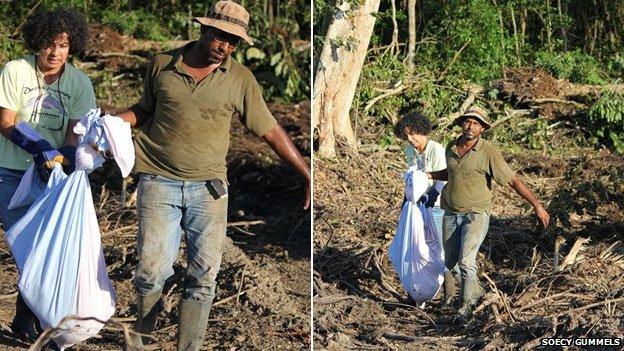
left=588, top=91, right=624, bottom=154
left=355, top=52, right=409, bottom=123
left=377, top=126, right=397, bottom=150
left=520, top=118, right=550, bottom=150
left=0, top=0, right=309, bottom=103
left=417, top=0, right=512, bottom=83
left=606, top=54, right=624, bottom=78
left=100, top=9, right=169, bottom=41
left=535, top=50, right=607, bottom=84
left=91, top=70, right=114, bottom=101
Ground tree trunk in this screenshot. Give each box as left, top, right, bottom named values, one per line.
left=313, top=0, right=382, bottom=158
left=388, top=0, right=399, bottom=55
left=557, top=0, right=568, bottom=50
left=406, top=0, right=417, bottom=73
left=313, top=0, right=337, bottom=74
left=545, top=0, right=553, bottom=51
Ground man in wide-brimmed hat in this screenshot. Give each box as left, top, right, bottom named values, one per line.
left=427, top=106, right=549, bottom=319
left=116, top=1, right=310, bottom=349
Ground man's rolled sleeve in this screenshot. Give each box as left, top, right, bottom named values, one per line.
left=489, top=148, right=515, bottom=186
left=238, top=74, right=276, bottom=137
left=138, top=58, right=157, bottom=114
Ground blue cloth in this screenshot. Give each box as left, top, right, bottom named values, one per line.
left=389, top=167, right=445, bottom=305
left=75, top=108, right=110, bottom=153
left=5, top=166, right=115, bottom=348
left=134, top=173, right=228, bottom=303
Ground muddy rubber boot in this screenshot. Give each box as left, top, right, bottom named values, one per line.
left=457, top=279, right=485, bottom=319
left=443, top=272, right=457, bottom=306
left=11, top=293, right=41, bottom=341
left=126, top=291, right=163, bottom=350
left=176, top=299, right=212, bottom=351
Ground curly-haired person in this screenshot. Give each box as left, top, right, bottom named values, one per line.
left=0, top=8, right=95, bottom=340
left=395, top=111, right=447, bottom=249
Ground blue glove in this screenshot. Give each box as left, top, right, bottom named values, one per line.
left=417, top=192, right=429, bottom=205
left=418, top=188, right=440, bottom=208
left=424, top=188, right=439, bottom=208
left=58, top=145, right=77, bottom=173
left=10, top=122, right=69, bottom=169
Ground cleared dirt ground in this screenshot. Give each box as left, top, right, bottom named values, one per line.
left=313, top=135, right=624, bottom=350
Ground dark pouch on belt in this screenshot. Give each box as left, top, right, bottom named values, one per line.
left=207, top=179, right=228, bottom=199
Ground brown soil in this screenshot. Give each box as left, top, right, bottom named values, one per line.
left=0, top=28, right=311, bottom=349
left=495, top=68, right=581, bottom=119
left=313, top=142, right=624, bottom=350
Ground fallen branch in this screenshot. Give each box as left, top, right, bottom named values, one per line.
left=437, top=39, right=471, bottom=82
left=485, top=109, right=533, bottom=132
left=554, top=297, right=624, bottom=318
left=95, top=52, right=149, bottom=63
left=436, top=84, right=483, bottom=132
left=482, top=273, right=517, bottom=324
left=363, top=85, right=407, bottom=114
left=553, top=235, right=566, bottom=272
left=227, top=220, right=266, bottom=227
left=559, top=237, right=590, bottom=270
left=0, top=290, right=18, bottom=299
left=212, top=286, right=258, bottom=307
left=517, top=291, right=593, bottom=312
left=372, top=252, right=403, bottom=300
left=532, top=98, right=587, bottom=109
left=236, top=263, right=248, bottom=304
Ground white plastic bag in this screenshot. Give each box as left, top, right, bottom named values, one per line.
left=100, top=114, right=134, bottom=177
left=388, top=167, right=445, bottom=305
left=73, top=108, right=134, bottom=177
left=5, top=165, right=116, bottom=350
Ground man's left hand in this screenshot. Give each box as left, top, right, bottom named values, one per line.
left=534, top=204, right=550, bottom=228
left=262, top=125, right=311, bottom=211
left=303, top=178, right=310, bottom=210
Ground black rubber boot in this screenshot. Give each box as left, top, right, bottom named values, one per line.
left=176, top=299, right=212, bottom=351
left=10, top=293, right=41, bottom=341
left=457, top=278, right=485, bottom=319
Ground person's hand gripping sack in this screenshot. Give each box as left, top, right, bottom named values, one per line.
left=418, top=187, right=439, bottom=208
left=10, top=122, right=71, bottom=175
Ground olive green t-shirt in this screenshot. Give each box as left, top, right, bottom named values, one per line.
left=134, top=43, right=277, bottom=181
left=440, top=138, right=515, bottom=214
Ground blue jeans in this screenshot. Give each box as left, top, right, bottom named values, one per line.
left=0, top=167, right=29, bottom=231
left=134, top=173, right=228, bottom=304
left=431, top=206, right=445, bottom=255
left=442, top=212, right=490, bottom=285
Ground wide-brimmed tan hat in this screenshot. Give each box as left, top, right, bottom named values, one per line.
left=193, top=1, right=253, bottom=45
left=454, top=106, right=491, bottom=130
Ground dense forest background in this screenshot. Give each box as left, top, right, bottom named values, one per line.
left=314, top=0, right=624, bottom=154
left=0, top=0, right=310, bottom=104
